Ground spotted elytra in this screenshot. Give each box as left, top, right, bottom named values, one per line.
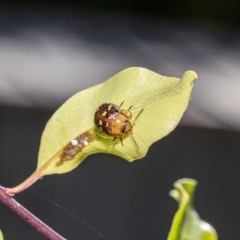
left=94, top=102, right=143, bottom=149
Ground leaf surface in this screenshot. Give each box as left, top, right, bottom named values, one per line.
left=168, top=179, right=218, bottom=240
left=0, top=229, right=3, bottom=240
left=37, top=67, right=197, bottom=175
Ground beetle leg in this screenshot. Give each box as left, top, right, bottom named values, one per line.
left=120, top=137, right=123, bottom=146
left=128, top=110, right=132, bottom=118
left=121, top=106, right=133, bottom=118
left=125, top=105, right=133, bottom=118
left=127, top=105, right=133, bottom=111
left=112, top=136, right=124, bottom=146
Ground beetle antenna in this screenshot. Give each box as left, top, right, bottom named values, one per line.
left=130, top=133, right=139, bottom=150
left=132, top=108, right=144, bottom=124
left=119, top=101, right=124, bottom=108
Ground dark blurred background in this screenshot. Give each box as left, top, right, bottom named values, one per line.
left=0, top=1, right=240, bottom=239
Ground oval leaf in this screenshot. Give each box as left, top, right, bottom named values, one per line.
left=168, top=178, right=218, bottom=240
left=38, top=67, right=197, bottom=175
left=6, top=67, right=197, bottom=195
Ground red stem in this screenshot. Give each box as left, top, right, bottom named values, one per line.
left=0, top=186, right=66, bottom=240
left=5, top=169, right=42, bottom=196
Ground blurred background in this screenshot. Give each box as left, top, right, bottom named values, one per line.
left=0, top=1, right=240, bottom=239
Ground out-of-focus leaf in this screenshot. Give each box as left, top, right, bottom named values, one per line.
left=168, top=179, right=218, bottom=240
left=37, top=67, right=197, bottom=175
left=0, top=229, right=3, bottom=240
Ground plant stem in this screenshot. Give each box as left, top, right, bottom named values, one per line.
left=0, top=186, right=66, bottom=240
left=5, top=169, right=42, bottom=196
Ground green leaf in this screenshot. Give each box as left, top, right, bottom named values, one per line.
left=168, top=179, right=218, bottom=240
left=0, top=229, right=3, bottom=240
left=37, top=67, right=197, bottom=175
left=6, top=67, right=197, bottom=195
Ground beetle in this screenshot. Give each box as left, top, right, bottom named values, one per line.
left=94, top=101, right=143, bottom=149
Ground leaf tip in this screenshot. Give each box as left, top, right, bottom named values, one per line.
left=182, top=71, right=198, bottom=85
left=173, top=178, right=198, bottom=188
